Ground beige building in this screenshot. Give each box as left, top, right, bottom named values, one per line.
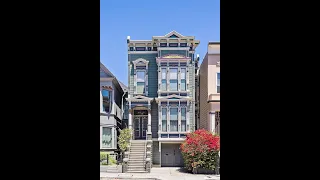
left=198, top=42, right=220, bottom=135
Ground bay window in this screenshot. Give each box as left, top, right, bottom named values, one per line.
left=162, top=108, right=167, bottom=132
left=180, top=68, right=186, bottom=91
left=170, top=108, right=178, bottom=132
left=169, top=68, right=178, bottom=91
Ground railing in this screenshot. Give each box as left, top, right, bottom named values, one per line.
left=145, top=130, right=148, bottom=171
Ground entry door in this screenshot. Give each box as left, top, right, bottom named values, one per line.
left=134, top=116, right=148, bottom=139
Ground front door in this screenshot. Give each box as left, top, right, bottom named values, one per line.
left=134, top=116, right=148, bottom=139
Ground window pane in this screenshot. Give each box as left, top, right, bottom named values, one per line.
left=161, top=68, right=166, bottom=79
left=102, top=90, right=111, bottom=113
left=181, top=68, right=186, bottom=79
left=170, top=108, right=178, bottom=120
left=217, top=86, right=220, bottom=93
left=181, top=108, right=186, bottom=120
left=162, top=108, right=167, bottom=120
left=181, top=79, right=186, bottom=91
left=137, top=82, right=145, bottom=94
left=137, top=71, right=145, bottom=82
left=162, top=120, right=167, bottom=132
left=161, top=80, right=167, bottom=91
left=170, top=80, right=178, bottom=91
left=102, top=127, right=112, bottom=148
left=170, top=121, right=178, bottom=132
left=102, top=90, right=109, bottom=97
left=169, top=68, right=178, bottom=79
left=181, top=121, right=186, bottom=131
left=217, top=73, right=220, bottom=86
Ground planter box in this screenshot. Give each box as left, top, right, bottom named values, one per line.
left=100, top=165, right=122, bottom=173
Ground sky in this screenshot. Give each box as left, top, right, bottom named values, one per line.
left=100, top=0, right=220, bottom=86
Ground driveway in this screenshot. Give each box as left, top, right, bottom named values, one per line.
left=100, top=167, right=220, bottom=180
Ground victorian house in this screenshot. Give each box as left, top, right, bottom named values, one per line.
left=198, top=42, right=220, bottom=135
left=100, top=62, right=127, bottom=153
left=125, top=31, right=200, bottom=171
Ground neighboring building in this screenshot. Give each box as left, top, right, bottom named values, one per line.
left=199, top=42, right=220, bottom=135
left=100, top=62, right=127, bottom=152
left=126, top=31, right=200, bottom=168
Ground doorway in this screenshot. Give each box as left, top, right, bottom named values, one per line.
left=133, top=116, right=148, bottom=139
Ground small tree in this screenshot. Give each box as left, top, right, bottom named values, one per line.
left=180, top=129, right=220, bottom=172
left=118, top=128, right=132, bottom=152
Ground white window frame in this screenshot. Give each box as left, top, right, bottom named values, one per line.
left=180, top=106, right=187, bottom=132
left=136, top=70, right=146, bottom=95
left=100, top=126, right=114, bottom=149
left=216, top=72, right=220, bottom=94
left=169, top=68, right=178, bottom=91
left=161, top=107, right=167, bottom=132
left=161, top=68, right=167, bottom=91
left=101, top=89, right=112, bottom=113
left=180, top=68, right=187, bottom=91
left=169, top=107, right=179, bottom=132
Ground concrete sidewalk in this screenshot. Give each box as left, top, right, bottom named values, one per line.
left=100, top=167, right=220, bottom=180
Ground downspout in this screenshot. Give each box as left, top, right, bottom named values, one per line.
left=121, top=90, right=127, bottom=118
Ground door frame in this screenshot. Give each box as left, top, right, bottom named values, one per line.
left=133, top=115, right=148, bottom=140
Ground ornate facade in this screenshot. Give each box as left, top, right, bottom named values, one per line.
left=126, top=31, right=200, bottom=167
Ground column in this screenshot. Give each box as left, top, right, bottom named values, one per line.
left=210, top=111, right=216, bottom=133
left=148, top=108, right=151, bottom=134
left=128, top=109, right=132, bottom=130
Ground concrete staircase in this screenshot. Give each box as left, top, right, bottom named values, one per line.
left=127, top=140, right=146, bottom=173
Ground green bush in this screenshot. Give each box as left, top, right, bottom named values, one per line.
left=100, top=152, right=117, bottom=165
left=118, top=128, right=132, bottom=152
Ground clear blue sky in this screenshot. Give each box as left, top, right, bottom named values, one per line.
left=100, top=0, right=220, bottom=85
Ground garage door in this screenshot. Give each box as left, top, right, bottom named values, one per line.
left=161, top=143, right=184, bottom=167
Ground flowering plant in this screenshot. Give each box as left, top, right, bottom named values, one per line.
left=180, top=129, right=220, bottom=171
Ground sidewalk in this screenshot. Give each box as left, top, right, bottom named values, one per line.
left=100, top=167, right=220, bottom=180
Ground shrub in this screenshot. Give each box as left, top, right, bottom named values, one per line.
left=180, top=129, right=220, bottom=171
left=118, top=128, right=132, bottom=152
left=100, top=151, right=117, bottom=165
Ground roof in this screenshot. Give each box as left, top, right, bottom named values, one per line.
left=100, top=62, right=124, bottom=94
left=119, top=81, right=128, bottom=92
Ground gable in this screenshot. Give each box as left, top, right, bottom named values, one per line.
left=100, top=68, right=113, bottom=78
left=169, top=34, right=179, bottom=38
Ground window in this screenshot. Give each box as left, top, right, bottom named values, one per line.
left=170, top=108, right=178, bottom=132
left=162, top=108, right=167, bottom=132
left=169, top=43, right=178, bottom=47
left=136, top=71, right=145, bottom=94
left=169, top=68, right=178, bottom=91
left=160, top=43, right=167, bottom=47
left=217, top=72, right=220, bottom=93
left=102, top=127, right=112, bottom=148
left=180, top=43, right=187, bottom=47
left=136, top=47, right=146, bottom=51
left=161, top=68, right=167, bottom=91
left=181, top=107, right=186, bottom=131
left=181, top=68, right=186, bottom=91
left=102, top=89, right=112, bottom=113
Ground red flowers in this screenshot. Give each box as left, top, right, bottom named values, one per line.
left=180, top=129, right=220, bottom=170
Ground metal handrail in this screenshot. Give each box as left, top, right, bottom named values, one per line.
left=144, top=130, right=147, bottom=170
